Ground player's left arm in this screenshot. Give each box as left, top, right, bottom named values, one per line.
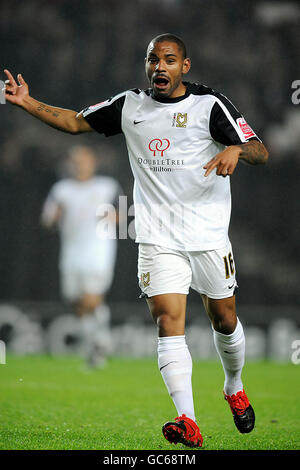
left=41, top=205, right=63, bottom=229
left=40, top=187, right=64, bottom=229
left=204, top=140, right=269, bottom=177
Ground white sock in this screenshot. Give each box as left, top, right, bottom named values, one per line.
left=213, top=319, right=245, bottom=396
left=94, top=304, right=111, bottom=330
left=94, top=304, right=112, bottom=354
left=79, top=313, right=97, bottom=356
left=158, top=335, right=195, bottom=421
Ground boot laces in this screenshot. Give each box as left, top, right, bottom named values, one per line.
left=226, top=390, right=249, bottom=415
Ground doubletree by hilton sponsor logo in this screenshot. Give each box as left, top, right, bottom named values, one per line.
left=137, top=138, right=184, bottom=172
left=149, top=138, right=170, bottom=156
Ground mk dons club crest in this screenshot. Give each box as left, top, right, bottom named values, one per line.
left=141, top=272, right=150, bottom=288
left=172, top=112, right=188, bottom=128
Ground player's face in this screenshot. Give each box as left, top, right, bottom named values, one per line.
left=145, top=41, right=191, bottom=99
left=70, top=149, right=97, bottom=181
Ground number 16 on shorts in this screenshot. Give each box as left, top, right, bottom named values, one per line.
left=223, top=252, right=235, bottom=279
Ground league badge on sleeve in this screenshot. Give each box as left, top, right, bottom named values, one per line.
left=236, top=117, right=256, bottom=140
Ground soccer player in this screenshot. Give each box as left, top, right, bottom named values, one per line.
left=3, top=33, right=268, bottom=447
left=41, top=145, right=122, bottom=368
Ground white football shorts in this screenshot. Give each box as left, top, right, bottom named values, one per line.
left=59, top=239, right=117, bottom=302
left=60, top=267, right=115, bottom=302
left=137, top=241, right=238, bottom=300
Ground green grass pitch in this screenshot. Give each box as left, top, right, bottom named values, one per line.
left=0, top=355, right=299, bottom=450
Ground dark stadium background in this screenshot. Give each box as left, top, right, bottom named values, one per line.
left=0, top=0, right=299, bottom=359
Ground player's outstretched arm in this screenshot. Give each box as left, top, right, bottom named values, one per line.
left=3, top=69, right=93, bottom=134
left=204, top=141, right=269, bottom=177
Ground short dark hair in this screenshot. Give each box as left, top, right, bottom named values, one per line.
left=148, top=33, right=187, bottom=59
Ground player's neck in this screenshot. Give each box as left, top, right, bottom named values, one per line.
left=75, top=175, right=93, bottom=182
left=169, top=82, right=187, bottom=99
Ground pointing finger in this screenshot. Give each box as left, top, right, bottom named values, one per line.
left=204, top=160, right=218, bottom=177
left=4, top=69, right=17, bottom=86
left=203, top=156, right=216, bottom=169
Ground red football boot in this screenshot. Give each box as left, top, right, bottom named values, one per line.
left=224, top=389, right=255, bottom=433
left=162, top=414, right=203, bottom=448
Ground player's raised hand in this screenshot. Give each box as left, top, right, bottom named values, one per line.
left=3, top=69, right=29, bottom=106
left=203, top=146, right=241, bottom=177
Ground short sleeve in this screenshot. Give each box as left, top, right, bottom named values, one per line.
left=81, top=92, right=126, bottom=137
left=209, top=93, right=261, bottom=146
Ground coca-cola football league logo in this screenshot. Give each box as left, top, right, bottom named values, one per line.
left=236, top=117, right=256, bottom=140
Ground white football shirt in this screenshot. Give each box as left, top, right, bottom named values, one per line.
left=42, top=176, right=122, bottom=271
left=82, top=83, right=260, bottom=251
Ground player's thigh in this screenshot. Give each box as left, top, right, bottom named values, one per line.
left=60, top=269, right=80, bottom=303
left=189, top=240, right=237, bottom=299
left=138, top=244, right=191, bottom=336
left=79, top=292, right=104, bottom=313
left=62, top=268, right=111, bottom=314
left=79, top=240, right=117, bottom=297
left=80, top=270, right=113, bottom=304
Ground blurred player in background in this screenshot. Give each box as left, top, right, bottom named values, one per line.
left=4, top=33, right=268, bottom=447
left=41, top=145, right=122, bottom=368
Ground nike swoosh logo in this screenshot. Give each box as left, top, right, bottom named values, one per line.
left=228, top=283, right=235, bottom=289
left=159, top=361, right=178, bottom=371
left=134, top=120, right=145, bottom=125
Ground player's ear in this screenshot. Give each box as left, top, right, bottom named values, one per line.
left=182, top=58, right=191, bottom=75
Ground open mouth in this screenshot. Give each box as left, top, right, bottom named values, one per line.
left=153, top=76, right=169, bottom=90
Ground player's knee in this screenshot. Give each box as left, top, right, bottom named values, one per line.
left=213, top=316, right=237, bottom=335
left=208, top=299, right=237, bottom=334
left=151, top=308, right=184, bottom=337
left=80, top=294, right=102, bottom=313
left=156, top=311, right=177, bottom=328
